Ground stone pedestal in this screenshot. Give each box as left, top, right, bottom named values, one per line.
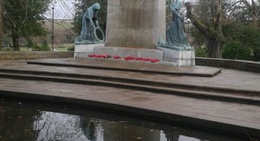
left=158, top=47, right=195, bottom=66
left=105, top=0, right=166, bottom=49
left=74, top=44, right=104, bottom=58
left=74, top=44, right=163, bottom=60
left=95, top=46, right=163, bottom=60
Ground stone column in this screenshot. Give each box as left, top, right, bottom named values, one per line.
left=105, top=0, right=166, bottom=49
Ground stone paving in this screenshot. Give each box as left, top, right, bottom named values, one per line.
left=26, top=58, right=260, bottom=91
left=0, top=58, right=259, bottom=138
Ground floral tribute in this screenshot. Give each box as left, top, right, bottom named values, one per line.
left=88, top=54, right=160, bottom=63
left=88, top=54, right=111, bottom=58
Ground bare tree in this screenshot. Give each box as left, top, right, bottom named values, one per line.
left=185, top=0, right=225, bottom=58
left=227, top=0, right=259, bottom=27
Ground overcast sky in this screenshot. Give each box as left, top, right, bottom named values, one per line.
left=44, top=0, right=198, bottom=19
left=44, top=0, right=75, bottom=19
left=44, top=0, right=255, bottom=19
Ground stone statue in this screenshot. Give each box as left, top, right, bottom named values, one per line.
left=161, top=0, right=191, bottom=50
left=75, top=3, right=105, bottom=44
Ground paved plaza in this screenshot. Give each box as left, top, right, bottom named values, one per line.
left=0, top=58, right=259, bottom=138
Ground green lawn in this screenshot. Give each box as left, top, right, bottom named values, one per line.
left=7, top=43, right=75, bottom=52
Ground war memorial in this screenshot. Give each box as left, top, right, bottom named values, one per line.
left=74, top=0, right=195, bottom=66
left=0, top=0, right=259, bottom=140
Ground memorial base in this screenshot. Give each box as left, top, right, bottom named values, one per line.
left=158, top=47, right=195, bottom=66
left=74, top=44, right=163, bottom=60
left=74, top=45, right=195, bottom=66
left=74, top=44, right=104, bottom=58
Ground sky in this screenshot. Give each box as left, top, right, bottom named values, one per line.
left=44, top=0, right=197, bottom=19
left=44, top=0, right=75, bottom=19
left=44, top=0, right=256, bottom=20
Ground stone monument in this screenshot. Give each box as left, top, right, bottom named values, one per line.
left=74, top=0, right=195, bottom=66
left=94, top=0, right=166, bottom=60
left=105, top=0, right=166, bottom=49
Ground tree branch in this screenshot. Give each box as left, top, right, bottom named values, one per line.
left=213, top=0, right=222, bottom=29
left=184, top=2, right=209, bottom=37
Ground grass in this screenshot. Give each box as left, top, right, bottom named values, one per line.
left=1, top=43, right=75, bottom=52
left=55, top=43, right=74, bottom=51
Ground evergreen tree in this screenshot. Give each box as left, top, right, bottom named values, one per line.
left=3, top=0, right=51, bottom=50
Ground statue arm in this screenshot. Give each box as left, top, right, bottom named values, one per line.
left=170, top=7, right=182, bottom=19
left=93, top=11, right=100, bottom=27
left=89, top=18, right=96, bottom=28
left=85, top=9, right=92, bottom=19
left=170, top=2, right=182, bottom=18
left=85, top=9, right=96, bottom=27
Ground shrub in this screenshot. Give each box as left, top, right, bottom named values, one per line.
left=223, top=24, right=260, bottom=60
left=39, top=45, right=51, bottom=51
left=40, top=40, right=50, bottom=51
left=27, top=40, right=34, bottom=49
left=253, top=46, right=260, bottom=61
left=195, top=47, right=208, bottom=57
left=222, top=41, right=252, bottom=60
left=67, top=46, right=75, bottom=51
left=0, top=47, right=13, bottom=51
left=31, top=40, right=50, bottom=51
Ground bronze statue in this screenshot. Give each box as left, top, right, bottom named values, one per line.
left=75, top=3, right=104, bottom=44
left=160, top=0, right=191, bottom=50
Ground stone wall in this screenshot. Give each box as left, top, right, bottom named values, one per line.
left=196, top=57, right=260, bottom=73
left=0, top=51, right=73, bottom=60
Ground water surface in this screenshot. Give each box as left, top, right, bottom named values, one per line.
left=0, top=98, right=250, bottom=141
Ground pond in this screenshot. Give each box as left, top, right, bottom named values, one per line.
left=0, top=98, right=250, bottom=141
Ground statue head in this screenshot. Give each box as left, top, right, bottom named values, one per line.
left=92, top=3, right=100, bottom=11
left=173, top=0, right=182, bottom=10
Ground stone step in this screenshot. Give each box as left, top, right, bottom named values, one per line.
left=27, top=60, right=221, bottom=77
left=0, top=68, right=257, bottom=96
left=0, top=71, right=259, bottom=106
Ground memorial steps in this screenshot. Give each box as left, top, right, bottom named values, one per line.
left=0, top=59, right=258, bottom=106
left=0, top=58, right=259, bottom=138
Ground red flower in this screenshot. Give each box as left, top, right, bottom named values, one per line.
left=88, top=54, right=111, bottom=58
left=124, top=56, right=135, bottom=61
left=88, top=54, right=96, bottom=58
left=113, top=56, right=122, bottom=59
left=135, top=57, right=143, bottom=61
left=89, top=54, right=160, bottom=63
left=142, top=58, right=151, bottom=61
left=150, top=59, right=160, bottom=63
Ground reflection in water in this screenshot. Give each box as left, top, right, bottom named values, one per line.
left=33, top=112, right=105, bottom=141
left=82, top=119, right=97, bottom=141
left=34, top=112, right=86, bottom=141
left=81, top=117, right=104, bottom=141
left=103, top=120, right=160, bottom=141
left=178, top=135, right=207, bottom=141
left=0, top=99, right=249, bottom=141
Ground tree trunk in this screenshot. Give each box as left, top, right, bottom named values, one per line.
left=207, top=38, right=223, bottom=58
left=185, top=1, right=225, bottom=58
left=0, top=0, right=2, bottom=49
left=251, top=0, right=258, bottom=27
left=12, top=34, right=20, bottom=51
